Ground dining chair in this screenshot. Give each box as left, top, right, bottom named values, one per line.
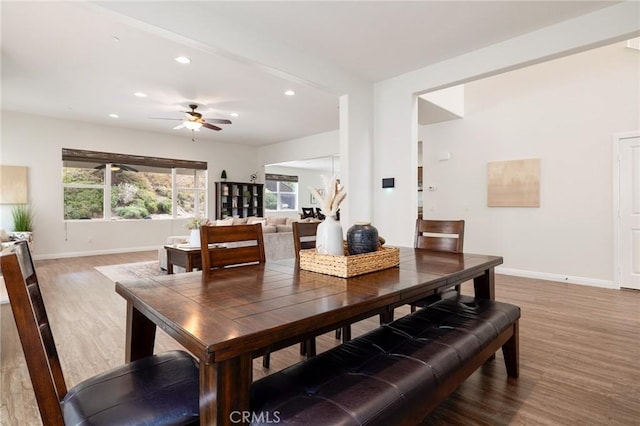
left=199, top=223, right=266, bottom=275
left=292, top=220, right=320, bottom=263
left=199, top=223, right=278, bottom=368
left=410, top=218, right=465, bottom=312
left=0, top=241, right=200, bottom=426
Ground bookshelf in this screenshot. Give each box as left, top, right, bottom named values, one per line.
left=215, top=181, right=264, bottom=219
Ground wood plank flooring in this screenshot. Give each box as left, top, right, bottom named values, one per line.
left=1, top=251, right=638, bottom=425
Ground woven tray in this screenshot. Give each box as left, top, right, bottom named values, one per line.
left=299, top=246, right=400, bottom=278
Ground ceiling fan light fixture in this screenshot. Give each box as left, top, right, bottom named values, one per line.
left=183, top=120, right=203, bottom=130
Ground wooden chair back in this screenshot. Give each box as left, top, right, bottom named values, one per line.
left=292, top=221, right=320, bottom=263
left=200, top=223, right=266, bottom=273
left=1, top=241, right=67, bottom=424
left=414, top=219, right=465, bottom=253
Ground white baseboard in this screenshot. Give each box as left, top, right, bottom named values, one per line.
left=496, top=267, right=616, bottom=289
left=33, top=245, right=159, bottom=261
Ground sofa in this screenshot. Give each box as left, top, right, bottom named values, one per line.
left=158, top=216, right=320, bottom=270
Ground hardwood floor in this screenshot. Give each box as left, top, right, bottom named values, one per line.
left=1, top=251, right=638, bottom=425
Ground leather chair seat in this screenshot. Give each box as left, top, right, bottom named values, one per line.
left=62, top=350, right=199, bottom=426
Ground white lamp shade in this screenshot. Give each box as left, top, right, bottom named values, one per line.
left=183, top=120, right=203, bottom=130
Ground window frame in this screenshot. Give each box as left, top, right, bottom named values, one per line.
left=62, top=149, right=207, bottom=221
left=264, top=173, right=299, bottom=212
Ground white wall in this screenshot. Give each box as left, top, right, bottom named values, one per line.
left=258, top=130, right=339, bottom=167
left=420, top=42, right=639, bottom=286
left=0, top=111, right=260, bottom=259
left=372, top=2, right=639, bottom=287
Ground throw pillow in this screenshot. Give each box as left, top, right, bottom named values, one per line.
left=216, top=218, right=235, bottom=226
left=247, top=217, right=266, bottom=226
left=0, top=229, right=9, bottom=242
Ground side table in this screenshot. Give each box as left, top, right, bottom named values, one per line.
left=164, top=245, right=202, bottom=274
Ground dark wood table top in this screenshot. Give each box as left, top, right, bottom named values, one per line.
left=116, top=248, right=502, bottom=363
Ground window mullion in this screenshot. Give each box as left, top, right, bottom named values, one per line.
left=172, top=168, right=177, bottom=219
left=104, top=163, right=112, bottom=220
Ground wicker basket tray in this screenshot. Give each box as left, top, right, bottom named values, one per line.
left=299, top=246, right=400, bottom=278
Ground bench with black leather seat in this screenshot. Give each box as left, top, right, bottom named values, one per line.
left=250, top=296, right=520, bottom=425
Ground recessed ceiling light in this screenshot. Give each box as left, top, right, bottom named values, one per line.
left=133, top=92, right=147, bottom=98
left=230, top=112, right=239, bottom=117
left=284, top=90, right=295, bottom=96
left=112, top=36, right=120, bottom=42
left=109, top=114, right=119, bottom=118
left=175, top=56, right=191, bottom=64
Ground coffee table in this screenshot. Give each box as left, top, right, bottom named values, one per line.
left=164, top=245, right=202, bottom=274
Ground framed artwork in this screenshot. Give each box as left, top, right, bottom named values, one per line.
left=487, top=159, right=540, bottom=207
left=310, top=189, right=324, bottom=204
left=0, top=165, right=28, bottom=204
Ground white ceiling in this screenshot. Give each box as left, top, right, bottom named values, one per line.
left=1, top=1, right=618, bottom=147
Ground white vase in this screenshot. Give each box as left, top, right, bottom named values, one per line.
left=316, top=216, right=344, bottom=256
left=189, top=229, right=200, bottom=247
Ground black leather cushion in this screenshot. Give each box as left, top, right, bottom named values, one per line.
left=62, top=350, right=199, bottom=426
left=250, top=296, right=520, bottom=426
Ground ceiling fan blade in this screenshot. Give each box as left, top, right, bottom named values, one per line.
left=173, top=123, right=185, bottom=130
left=205, top=118, right=232, bottom=125
left=203, top=122, right=222, bottom=131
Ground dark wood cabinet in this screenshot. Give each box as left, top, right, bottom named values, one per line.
left=215, top=181, right=264, bottom=219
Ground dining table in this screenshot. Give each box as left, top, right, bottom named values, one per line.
left=115, top=247, right=502, bottom=425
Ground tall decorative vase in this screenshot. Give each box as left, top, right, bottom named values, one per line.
left=316, top=216, right=344, bottom=256
left=189, top=229, right=200, bottom=247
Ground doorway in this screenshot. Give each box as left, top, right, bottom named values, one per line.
left=614, top=132, right=640, bottom=290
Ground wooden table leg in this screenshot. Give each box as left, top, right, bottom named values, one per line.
left=475, top=267, right=497, bottom=361
left=166, top=251, right=175, bottom=275
left=215, top=354, right=253, bottom=425
left=473, top=267, right=495, bottom=300
left=199, top=360, right=218, bottom=426
left=124, top=303, right=156, bottom=362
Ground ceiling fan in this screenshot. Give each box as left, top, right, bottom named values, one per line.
left=152, top=104, right=232, bottom=132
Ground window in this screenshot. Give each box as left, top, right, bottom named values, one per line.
left=265, top=173, right=298, bottom=212
left=62, top=149, right=207, bottom=221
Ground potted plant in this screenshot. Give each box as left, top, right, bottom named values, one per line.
left=11, top=204, right=34, bottom=243
left=185, top=216, right=210, bottom=246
